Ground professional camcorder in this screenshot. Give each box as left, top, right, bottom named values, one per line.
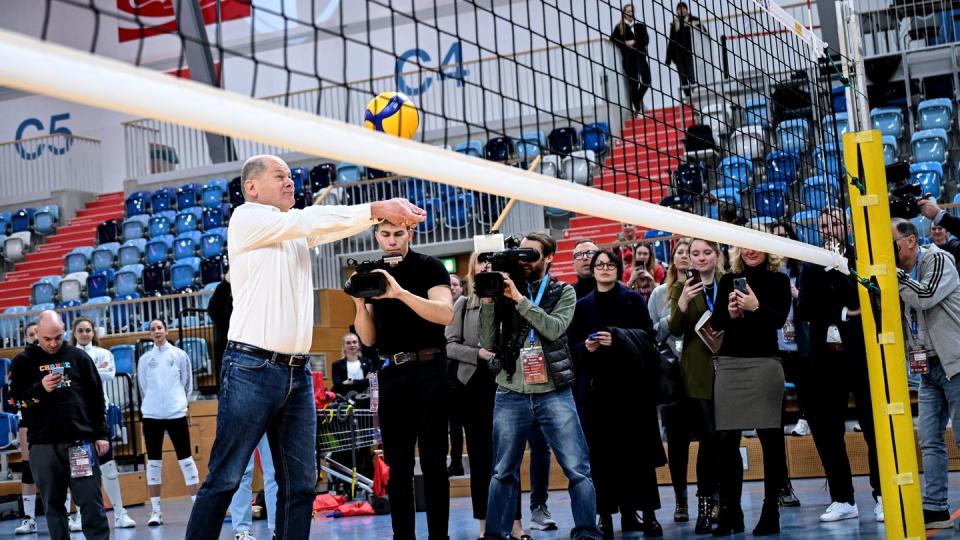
left=886, top=161, right=924, bottom=220
left=474, top=236, right=540, bottom=298
left=343, top=256, right=403, bottom=298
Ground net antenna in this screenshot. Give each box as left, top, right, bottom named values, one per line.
left=0, top=0, right=851, bottom=272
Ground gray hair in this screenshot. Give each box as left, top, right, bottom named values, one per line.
left=892, top=217, right=918, bottom=239
left=240, top=155, right=278, bottom=200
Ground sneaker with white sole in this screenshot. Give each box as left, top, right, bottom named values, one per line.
left=14, top=517, right=37, bottom=535
left=791, top=419, right=811, bottom=436
left=115, top=510, right=137, bottom=528
left=68, top=512, right=82, bottom=532
left=819, top=501, right=859, bottom=522
left=529, top=504, right=558, bottom=531
left=924, top=508, right=955, bottom=529
left=147, top=511, right=163, bottom=526
left=874, top=497, right=884, bottom=522
left=234, top=531, right=257, bottom=540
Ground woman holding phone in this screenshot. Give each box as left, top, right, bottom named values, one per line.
left=708, top=247, right=792, bottom=536
left=668, top=238, right=723, bottom=533
left=570, top=250, right=663, bottom=538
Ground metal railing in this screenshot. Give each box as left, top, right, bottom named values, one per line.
left=103, top=373, right=142, bottom=469
left=0, top=134, right=102, bottom=197
left=858, top=0, right=960, bottom=57
left=175, top=308, right=218, bottom=396
left=122, top=37, right=619, bottom=178
left=0, top=291, right=212, bottom=349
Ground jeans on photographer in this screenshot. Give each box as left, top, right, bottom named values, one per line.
left=918, top=357, right=960, bottom=511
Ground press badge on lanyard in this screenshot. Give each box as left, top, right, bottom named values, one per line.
left=907, top=252, right=929, bottom=375
left=521, top=275, right=551, bottom=385
left=69, top=442, right=95, bottom=479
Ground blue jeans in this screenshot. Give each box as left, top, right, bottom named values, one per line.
left=485, top=387, right=601, bottom=540
left=918, top=357, right=960, bottom=511
left=186, top=348, right=316, bottom=540
left=528, top=427, right=551, bottom=509
left=229, top=435, right=278, bottom=532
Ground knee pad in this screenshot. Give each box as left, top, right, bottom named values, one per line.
left=100, top=460, right=119, bottom=481
left=147, top=460, right=163, bottom=486
left=178, top=457, right=199, bottom=486
left=20, top=461, right=33, bottom=485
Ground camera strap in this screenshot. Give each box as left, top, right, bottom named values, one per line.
left=526, top=273, right=551, bottom=346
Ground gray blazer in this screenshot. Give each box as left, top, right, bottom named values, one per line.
left=445, top=295, right=484, bottom=384
left=648, top=283, right=681, bottom=356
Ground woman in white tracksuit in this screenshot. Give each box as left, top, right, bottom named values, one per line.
left=66, top=317, right=137, bottom=530
left=138, top=319, right=198, bottom=527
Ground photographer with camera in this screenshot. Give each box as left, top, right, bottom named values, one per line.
left=351, top=221, right=454, bottom=540
left=478, top=232, right=602, bottom=540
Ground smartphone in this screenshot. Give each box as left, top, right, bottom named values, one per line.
left=588, top=332, right=602, bottom=340
left=733, top=277, right=748, bottom=294
left=686, top=269, right=701, bottom=285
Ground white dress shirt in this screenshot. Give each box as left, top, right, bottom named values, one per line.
left=137, top=343, right=193, bottom=420
left=78, top=343, right=114, bottom=408
left=227, top=202, right=376, bottom=354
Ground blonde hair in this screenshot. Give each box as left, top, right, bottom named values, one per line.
left=466, top=251, right=482, bottom=301
left=663, top=237, right=692, bottom=293
left=728, top=247, right=782, bottom=273
left=689, top=238, right=726, bottom=280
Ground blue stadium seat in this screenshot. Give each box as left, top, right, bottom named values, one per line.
left=111, top=345, right=136, bottom=375
left=145, top=235, right=174, bottom=266
left=175, top=207, right=204, bottom=234
left=821, top=111, right=849, bottom=145
left=203, top=178, right=228, bottom=208
left=59, top=272, right=87, bottom=303
left=765, top=151, right=801, bottom=184
left=870, top=107, right=905, bottom=139
left=31, top=276, right=61, bottom=305
left=171, top=257, right=201, bottom=291
left=91, top=242, right=120, bottom=272
left=122, top=215, right=151, bottom=241
left=96, top=219, right=122, bottom=245
left=717, top=156, right=753, bottom=190
left=177, top=183, right=203, bottom=210
left=173, top=231, right=201, bottom=261
left=125, top=191, right=150, bottom=217
left=115, top=264, right=144, bottom=297
left=775, top=119, right=810, bottom=153
left=34, top=205, right=59, bottom=235
left=644, top=230, right=672, bottom=263
left=201, top=256, right=226, bottom=285
left=706, top=188, right=741, bottom=220
left=802, top=175, right=841, bottom=210
left=290, top=168, right=308, bottom=194
left=581, top=123, right=611, bottom=156
left=118, top=238, right=147, bottom=267
left=910, top=162, right=945, bottom=201
left=754, top=183, right=788, bottom=219
left=80, top=296, right=112, bottom=326
left=148, top=210, right=176, bottom=238
left=0, top=307, right=27, bottom=344
left=792, top=210, right=823, bottom=246
left=310, top=163, right=336, bottom=193
left=202, top=207, right=225, bottom=230
left=337, top=163, right=365, bottom=184
left=199, top=228, right=227, bottom=259
left=912, top=128, right=948, bottom=164
left=439, top=194, right=474, bottom=229
left=64, top=246, right=94, bottom=274
left=673, top=162, right=706, bottom=203
left=814, top=144, right=843, bottom=176
left=87, top=269, right=115, bottom=298
left=514, top=131, right=546, bottom=163
left=58, top=301, right=81, bottom=331
left=882, top=135, right=899, bottom=165
left=11, top=208, right=33, bottom=234
left=228, top=176, right=244, bottom=207
left=917, top=98, right=953, bottom=132
left=547, top=127, right=580, bottom=156
left=743, top=97, right=769, bottom=128
left=832, top=85, right=847, bottom=113
left=180, top=337, right=211, bottom=372
left=143, top=264, right=167, bottom=296
left=453, top=140, right=483, bottom=158
left=484, top=137, right=514, bottom=162
left=0, top=211, right=11, bottom=234
left=912, top=214, right=932, bottom=241
left=151, top=187, right=177, bottom=213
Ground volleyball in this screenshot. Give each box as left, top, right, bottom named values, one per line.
left=363, top=91, right=419, bottom=139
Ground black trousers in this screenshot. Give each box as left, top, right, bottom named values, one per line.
left=31, top=442, right=109, bottom=540
left=781, top=351, right=810, bottom=420
left=716, top=428, right=786, bottom=507
left=623, top=56, right=652, bottom=113
left=379, top=359, right=450, bottom=540
left=673, top=54, right=696, bottom=95
left=806, top=348, right=881, bottom=503
left=662, top=397, right=718, bottom=500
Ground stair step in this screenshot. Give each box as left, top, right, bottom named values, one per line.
left=44, top=229, right=97, bottom=245
left=75, top=207, right=123, bottom=220
left=9, top=258, right=66, bottom=274
left=37, top=238, right=93, bottom=252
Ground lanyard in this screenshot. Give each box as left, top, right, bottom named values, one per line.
left=527, top=274, right=550, bottom=346
left=703, top=282, right=718, bottom=312
left=910, top=249, right=923, bottom=282
left=909, top=307, right=919, bottom=338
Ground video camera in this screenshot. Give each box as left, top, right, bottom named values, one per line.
left=474, top=236, right=540, bottom=298
left=886, top=161, right=925, bottom=220
left=343, top=256, right=403, bottom=298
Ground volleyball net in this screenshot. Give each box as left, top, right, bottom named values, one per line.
left=0, top=0, right=856, bottom=269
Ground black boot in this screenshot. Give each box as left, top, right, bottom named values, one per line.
left=622, top=509, right=643, bottom=532
left=711, top=504, right=745, bottom=536
left=674, top=497, right=690, bottom=522
left=752, top=500, right=780, bottom=536
left=598, top=514, right=614, bottom=539
left=694, top=496, right=713, bottom=534
left=642, top=510, right=663, bottom=537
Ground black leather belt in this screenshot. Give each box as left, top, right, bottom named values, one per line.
left=227, top=341, right=309, bottom=368
left=385, top=347, right=442, bottom=366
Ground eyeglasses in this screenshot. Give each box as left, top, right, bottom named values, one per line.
left=573, top=250, right=598, bottom=260
left=594, top=262, right=618, bottom=270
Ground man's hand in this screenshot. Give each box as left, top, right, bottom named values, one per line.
left=479, top=348, right=495, bottom=361
left=41, top=373, right=62, bottom=393
left=344, top=379, right=353, bottom=386
left=370, top=269, right=406, bottom=300
left=918, top=198, right=942, bottom=220
left=500, top=273, right=524, bottom=303
left=371, top=198, right=427, bottom=227
left=95, top=440, right=110, bottom=457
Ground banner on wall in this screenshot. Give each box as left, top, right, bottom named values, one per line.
left=116, top=0, right=252, bottom=43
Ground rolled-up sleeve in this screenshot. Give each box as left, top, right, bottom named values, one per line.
left=230, top=203, right=377, bottom=252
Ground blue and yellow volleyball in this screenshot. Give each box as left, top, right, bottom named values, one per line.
left=363, top=91, right=419, bottom=139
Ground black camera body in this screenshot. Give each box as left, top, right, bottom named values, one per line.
left=474, top=237, right=541, bottom=298
left=343, top=255, right=403, bottom=298
left=886, top=161, right=924, bottom=220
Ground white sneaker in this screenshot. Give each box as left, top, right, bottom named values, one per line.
left=791, top=419, right=811, bottom=436
left=853, top=422, right=863, bottom=432
left=14, top=517, right=37, bottom=535
left=819, top=501, right=859, bottom=522
left=147, top=511, right=163, bottom=526
left=874, top=497, right=884, bottom=522
left=235, top=531, right=257, bottom=540
left=68, top=512, right=82, bottom=532
left=115, top=510, right=137, bottom=528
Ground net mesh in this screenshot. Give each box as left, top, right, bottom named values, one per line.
left=23, top=0, right=850, bottom=255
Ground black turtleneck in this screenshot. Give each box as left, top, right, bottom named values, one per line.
left=711, top=263, right=791, bottom=358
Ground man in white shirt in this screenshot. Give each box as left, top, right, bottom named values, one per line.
left=186, top=155, right=425, bottom=540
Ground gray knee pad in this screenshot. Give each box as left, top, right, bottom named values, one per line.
left=100, top=460, right=119, bottom=480
left=147, top=460, right=163, bottom=486
left=178, top=457, right=199, bottom=486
